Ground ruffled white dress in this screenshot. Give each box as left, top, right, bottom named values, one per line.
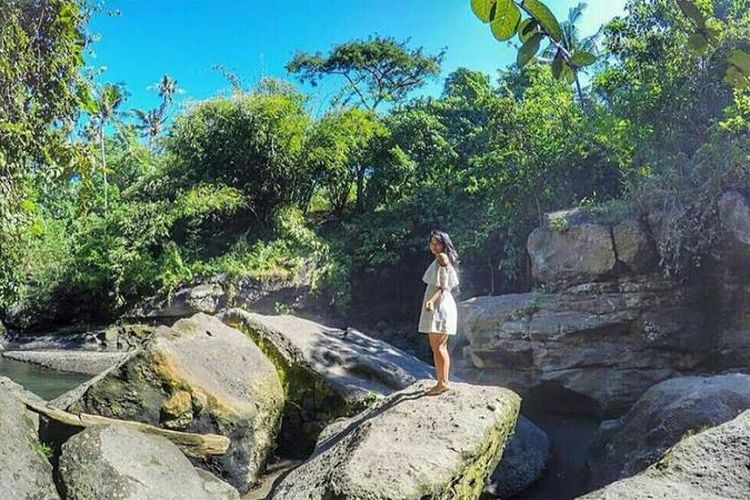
left=418, top=259, right=460, bottom=335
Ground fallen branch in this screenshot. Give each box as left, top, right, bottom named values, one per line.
left=20, top=397, right=230, bottom=458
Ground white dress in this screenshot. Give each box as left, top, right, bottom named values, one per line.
left=418, top=259, right=460, bottom=335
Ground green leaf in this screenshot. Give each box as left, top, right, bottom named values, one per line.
left=562, top=62, right=576, bottom=84
left=724, top=65, right=750, bottom=89
left=687, top=33, right=709, bottom=54
left=521, top=0, right=563, bottom=42
left=728, top=49, right=750, bottom=75
left=518, top=18, right=539, bottom=43
left=569, top=51, right=597, bottom=67
left=471, top=0, right=497, bottom=23
left=551, top=52, right=564, bottom=79
left=676, top=0, right=706, bottom=30
left=517, top=32, right=544, bottom=67
left=490, top=0, right=521, bottom=41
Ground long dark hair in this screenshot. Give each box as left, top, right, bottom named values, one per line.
left=431, top=229, right=460, bottom=268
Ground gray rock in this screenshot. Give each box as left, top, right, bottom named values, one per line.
left=586, top=373, right=750, bottom=488
left=0, top=386, right=59, bottom=499
left=612, top=218, right=657, bottom=272
left=0, top=375, right=47, bottom=431
left=62, top=313, right=284, bottom=493
left=2, top=350, right=128, bottom=375
left=58, top=425, right=239, bottom=499
left=457, top=276, right=705, bottom=415
left=719, top=190, right=750, bottom=247
left=528, top=211, right=616, bottom=287
left=128, top=267, right=314, bottom=321
left=485, top=415, right=551, bottom=498
left=579, top=409, right=750, bottom=499
left=220, top=308, right=434, bottom=450
left=269, top=380, right=521, bottom=500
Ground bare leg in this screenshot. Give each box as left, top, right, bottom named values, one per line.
left=426, top=333, right=450, bottom=395
left=439, top=335, right=450, bottom=387
left=428, top=333, right=444, bottom=387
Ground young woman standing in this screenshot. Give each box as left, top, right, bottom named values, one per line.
left=418, top=229, right=460, bottom=396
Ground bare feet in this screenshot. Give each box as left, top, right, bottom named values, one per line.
left=425, top=384, right=450, bottom=396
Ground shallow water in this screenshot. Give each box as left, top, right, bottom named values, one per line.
left=514, top=410, right=603, bottom=500
left=0, top=355, right=90, bottom=400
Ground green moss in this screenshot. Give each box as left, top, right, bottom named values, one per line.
left=432, top=395, right=521, bottom=500
left=224, top=314, right=359, bottom=453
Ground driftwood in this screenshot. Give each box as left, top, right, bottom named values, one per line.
left=20, top=397, right=230, bottom=458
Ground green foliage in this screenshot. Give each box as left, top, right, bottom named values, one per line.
left=286, top=36, right=444, bottom=110
left=0, top=0, right=91, bottom=303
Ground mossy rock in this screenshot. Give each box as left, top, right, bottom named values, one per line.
left=66, top=313, right=283, bottom=493
left=269, top=380, right=521, bottom=500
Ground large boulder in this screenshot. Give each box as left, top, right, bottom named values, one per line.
left=220, top=308, right=434, bottom=452
left=60, top=313, right=284, bottom=492
left=457, top=276, right=706, bottom=415
left=527, top=209, right=656, bottom=289
left=0, top=386, right=59, bottom=499
left=485, top=415, right=550, bottom=498
left=269, top=380, right=521, bottom=500
left=580, top=409, right=750, bottom=499
left=586, top=373, right=750, bottom=489
left=58, top=425, right=239, bottom=499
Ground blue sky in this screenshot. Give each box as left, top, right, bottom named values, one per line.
left=87, top=0, right=628, bottom=115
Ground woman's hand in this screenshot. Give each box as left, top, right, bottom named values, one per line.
left=425, top=299, right=435, bottom=312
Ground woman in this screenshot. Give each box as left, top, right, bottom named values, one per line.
left=418, top=229, right=460, bottom=396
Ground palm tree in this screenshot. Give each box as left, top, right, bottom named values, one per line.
left=541, top=2, right=602, bottom=108
left=94, top=83, right=124, bottom=216
left=156, top=75, right=178, bottom=114
left=131, top=108, right=167, bottom=145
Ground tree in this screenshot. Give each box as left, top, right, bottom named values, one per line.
left=304, top=108, right=387, bottom=213
left=470, top=0, right=598, bottom=83
left=540, top=2, right=602, bottom=107
left=132, top=74, right=179, bottom=146
left=0, top=0, right=91, bottom=303
left=286, top=36, right=444, bottom=111
left=91, top=83, right=125, bottom=215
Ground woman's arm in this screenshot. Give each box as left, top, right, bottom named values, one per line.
left=426, top=253, right=450, bottom=311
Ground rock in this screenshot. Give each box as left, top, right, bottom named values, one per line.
left=0, top=375, right=47, bottom=431
left=718, top=190, right=750, bottom=247
left=58, top=425, right=239, bottom=499
left=485, top=415, right=551, bottom=498
left=0, top=386, right=59, bottom=499
left=612, top=218, right=657, bottom=272
left=528, top=210, right=616, bottom=287
left=457, top=276, right=706, bottom=415
left=586, top=373, right=750, bottom=489
left=2, top=350, right=128, bottom=375
left=220, top=308, right=434, bottom=452
left=579, top=409, right=750, bottom=499
left=269, top=380, right=521, bottom=500
left=61, top=313, right=284, bottom=492
left=127, top=267, right=314, bottom=321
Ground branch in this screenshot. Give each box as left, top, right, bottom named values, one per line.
left=21, top=397, right=230, bottom=458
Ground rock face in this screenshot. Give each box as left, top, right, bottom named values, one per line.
left=0, top=386, right=59, bottom=499
left=586, top=373, right=750, bottom=489
left=269, top=380, right=521, bottom=500
left=527, top=210, right=655, bottom=289
left=128, top=267, right=314, bottom=321
left=220, top=308, right=434, bottom=452
left=580, top=409, right=750, bottom=500
left=2, top=350, right=128, bottom=375
left=485, top=416, right=550, bottom=498
left=58, top=425, right=239, bottom=499
left=61, top=313, right=284, bottom=492
left=458, top=193, right=750, bottom=416
left=458, top=275, right=705, bottom=415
